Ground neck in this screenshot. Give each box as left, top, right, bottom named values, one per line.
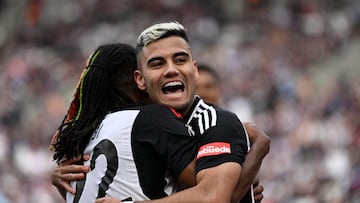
left=179, top=96, right=197, bottom=117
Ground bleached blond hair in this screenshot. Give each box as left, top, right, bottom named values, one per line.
left=136, top=21, right=189, bottom=51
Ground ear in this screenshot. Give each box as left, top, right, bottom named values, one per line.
left=193, top=60, right=199, bottom=81
left=134, top=70, right=146, bottom=91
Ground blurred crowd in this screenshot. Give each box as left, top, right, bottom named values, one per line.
left=0, top=0, right=359, bottom=202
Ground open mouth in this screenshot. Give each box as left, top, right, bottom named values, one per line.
left=162, top=81, right=185, bottom=94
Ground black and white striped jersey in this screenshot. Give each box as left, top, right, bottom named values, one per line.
left=67, top=97, right=252, bottom=203
left=184, top=96, right=250, bottom=174
left=66, top=104, right=198, bottom=203
left=185, top=96, right=254, bottom=203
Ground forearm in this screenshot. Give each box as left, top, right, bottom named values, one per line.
left=135, top=186, right=208, bottom=203
left=232, top=135, right=270, bottom=201
left=137, top=162, right=240, bottom=203
left=95, top=191, right=208, bottom=203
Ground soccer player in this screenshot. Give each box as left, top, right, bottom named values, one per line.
left=52, top=22, right=270, bottom=203
left=51, top=43, right=200, bottom=202
left=129, top=21, right=268, bottom=202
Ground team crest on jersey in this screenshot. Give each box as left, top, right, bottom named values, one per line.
left=197, top=142, right=231, bottom=159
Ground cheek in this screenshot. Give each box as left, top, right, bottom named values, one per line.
left=144, top=71, right=161, bottom=87
left=189, top=74, right=199, bottom=87
left=189, top=69, right=199, bottom=85
left=140, top=76, right=156, bottom=94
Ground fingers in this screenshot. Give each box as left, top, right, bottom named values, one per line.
left=57, top=177, right=77, bottom=194
left=58, top=164, right=90, bottom=175
left=58, top=154, right=90, bottom=178
left=254, top=193, right=264, bottom=203
left=51, top=170, right=77, bottom=194
left=61, top=154, right=90, bottom=165
left=253, top=183, right=264, bottom=203
left=51, top=155, right=90, bottom=194
left=253, top=184, right=264, bottom=194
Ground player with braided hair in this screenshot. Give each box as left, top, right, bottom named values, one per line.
left=51, top=26, right=270, bottom=202
left=51, top=43, right=200, bottom=202
left=51, top=43, right=145, bottom=164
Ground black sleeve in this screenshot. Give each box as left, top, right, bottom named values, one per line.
left=195, top=110, right=249, bottom=173
left=132, top=105, right=197, bottom=183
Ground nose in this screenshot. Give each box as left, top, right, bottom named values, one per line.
left=163, top=62, right=180, bottom=77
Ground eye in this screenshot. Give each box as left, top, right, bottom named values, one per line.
left=174, top=56, right=187, bottom=64
left=149, top=60, right=164, bottom=68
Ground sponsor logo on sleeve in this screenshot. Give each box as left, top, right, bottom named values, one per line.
left=197, top=142, right=231, bottom=159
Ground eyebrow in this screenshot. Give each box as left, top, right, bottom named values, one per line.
left=147, top=51, right=190, bottom=65
left=174, top=51, right=190, bottom=58
left=147, top=56, right=163, bottom=65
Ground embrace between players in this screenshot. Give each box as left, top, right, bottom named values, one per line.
left=50, top=21, right=270, bottom=203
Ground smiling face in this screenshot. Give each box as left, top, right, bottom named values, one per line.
left=135, top=36, right=199, bottom=115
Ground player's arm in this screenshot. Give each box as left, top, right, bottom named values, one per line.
left=174, top=122, right=270, bottom=202
left=175, top=157, right=196, bottom=189
left=94, top=153, right=242, bottom=203
left=232, top=122, right=271, bottom=202
left=137, top=162, right=241, bottom=203
left=141, top=111, right=247, bottom=203
left=51, top=155, right=90, bottom=199
left=95, top=160, right=240, bottom=203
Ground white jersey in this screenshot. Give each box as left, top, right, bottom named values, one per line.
left=66, top=98, right=251, bottom=203
left=66, top=105, right=197, bottom=203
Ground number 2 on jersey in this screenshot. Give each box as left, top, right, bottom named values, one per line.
left=73, top=139, right=118, bottom=203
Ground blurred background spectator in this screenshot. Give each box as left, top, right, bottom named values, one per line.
left=0, top=0, right=359, bottom=202
left=195, top=63, right=223, bottom=106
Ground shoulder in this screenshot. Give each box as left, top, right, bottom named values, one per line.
left=186, top=96, right=241, bottom=124
left=214, top=106, right=242, bottom=124
left=187, top=97, right=242, bottom=127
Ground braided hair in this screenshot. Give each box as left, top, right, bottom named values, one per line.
left=51, top=43, right=139, bottom=164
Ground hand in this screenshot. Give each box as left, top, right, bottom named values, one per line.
left=95, top=197, right=121, bottom=203
left=51, top=155, right=90, bottom=196
left=253, top=178, right=264, bottom=203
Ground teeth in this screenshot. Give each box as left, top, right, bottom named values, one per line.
left=162, top=81, right=184, bottom=94
left=164, top=81, right=182, bottom=87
